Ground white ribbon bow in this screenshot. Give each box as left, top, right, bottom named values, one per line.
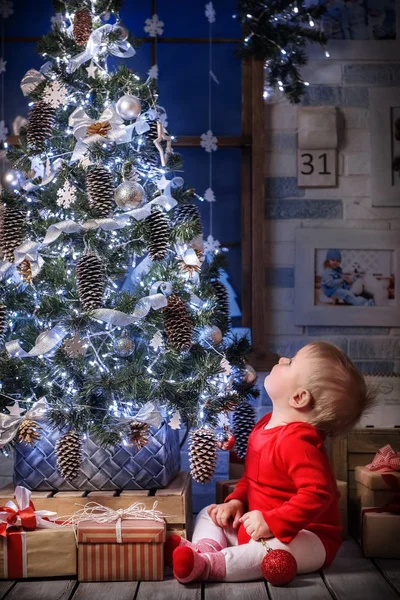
left=66, top=23, right=136, bottom=74
left=68, top=104, right=134, bottom=162
left=5, top=325, right=68, bottom=359
left=0, top=398, right=48, bottom=446
left=0, top=486, right=59, bottom=531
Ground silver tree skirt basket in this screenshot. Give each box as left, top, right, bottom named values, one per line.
left=13, top=421, right=181, bottom=491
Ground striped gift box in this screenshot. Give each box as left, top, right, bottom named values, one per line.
left=77, top=519, right=166, bottom=582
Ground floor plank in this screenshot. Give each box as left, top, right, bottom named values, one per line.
left=205, top=581, right=267, bottom=599
left=72, top=582, right=138, bottom=600
left=136, top=578, right=201, bottom=599
left=323, top=557, right=400, bottom=600
left=0, top=582, right=15, bottom=599
left=374, top=559, right=400, bottom=595
left=6, top=580, right=77, bottom=600
left=267, top=572, right=332, bottom=600
left=336, top=538, right=363, bottom=558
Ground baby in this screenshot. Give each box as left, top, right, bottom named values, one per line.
left=166, top=341, right=375, bottom=583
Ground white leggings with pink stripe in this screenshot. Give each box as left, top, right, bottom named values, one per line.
left=191, top=506, right=327, bottom=582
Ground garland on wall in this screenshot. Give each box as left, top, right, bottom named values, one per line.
left=235, top=0, right=328, bottom=103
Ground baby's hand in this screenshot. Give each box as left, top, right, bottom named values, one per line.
left=239, top=510, right=273, bottom=541
left=207, top=499, right=244, bottom=529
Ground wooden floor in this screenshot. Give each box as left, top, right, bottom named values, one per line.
left=0, top=538, right=399, bottom=600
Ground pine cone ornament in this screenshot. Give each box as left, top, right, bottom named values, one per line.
left=0, top=304, right=7, bottom=344
left=55, top=431, right=82, bottom=482
left=17, top=419, right=42, bottom=445
left=145, top=121, right=161, bottom=166
left=73, top=7, right=93, bottom=46
left=0, top=207, right=25, bottom=263
left=163, top=295, right=193, bottom=351
left=18, top=259, right=33, bottom=284
left=75, top=252, right=105, bottom=311
left=211, top=280, right=230, bottom=333
left=232, top=400, right=257, bottom=459
left=146, top=207, right=170, bottom=261
left=86, top=166, right=114, bottom=218
left=189, top=428, right=217, bottom=484
left=27, top=101, right=56, bottom=152
left=128, top=421, right=151, bottom=450
left=173, top=204, right=202, bottom=229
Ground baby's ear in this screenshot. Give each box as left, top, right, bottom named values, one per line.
left=289, top=388, right=312, bottom=410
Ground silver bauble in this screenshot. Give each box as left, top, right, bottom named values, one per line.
left=114, top=335, right=135, bottom=357
left=115, top=95, right=142, bottom=121
left=0, top=169, right=25, bottom=191
left=115, top=20, right=129, bottom=41
left=232, top=364, right=257, bottom=390
left=202, top=325, right=223, bottom=345
left=115, top=181, right=145, bottom=210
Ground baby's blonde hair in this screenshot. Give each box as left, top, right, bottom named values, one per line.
left=304, top=341, right=376, bottom=436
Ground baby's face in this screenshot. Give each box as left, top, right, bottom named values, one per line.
left=264, top=346, right=314, bottom=404
left=329, top=259, right=341, bottom=268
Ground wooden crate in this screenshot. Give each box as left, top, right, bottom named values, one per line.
left=0, top=471, right=192, bottom=540
left=327, top=427, right=400, bottom=534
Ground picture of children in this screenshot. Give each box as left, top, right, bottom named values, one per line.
left=315, top=248, right=394, bottom=306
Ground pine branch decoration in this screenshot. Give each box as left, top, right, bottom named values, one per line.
left=55, top=431, right=82, bottom=482
left=189, top=427, right=217, bottom=484
left=163, top=295, right=193, bottom=351
left=76, top=252, right=105, bottom=311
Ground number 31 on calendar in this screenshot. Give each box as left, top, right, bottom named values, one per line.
left=297, top=149, right=337, bottom=188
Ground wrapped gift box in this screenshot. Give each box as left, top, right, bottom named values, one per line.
left=0, top=526, right=76, bottom=579
left=78, top=518, right=166, bottom=582
left=361, top=508, right=400, bottom=558
left=355, top=466, right=400, bottom=507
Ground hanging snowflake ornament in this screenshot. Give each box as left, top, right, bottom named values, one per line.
left=64, top=333, right=87, bottom=358
left=169, top=411, right=181, bottom=430
left=56, top=180, right=77, bottom=209
left=204, top=234, right=221, bottom=255
left=204, top=188, right=216, bottom=203
left=200, top=130, right=218, bottom=152
left=0, top=58, right=6, bottom=75
left=205, top=2, right=216, bottom=24
left=42, top=80, right=69, bottom=109
left=150, top=331, right=164, bottom=351
left=0, top=0, right=13, bottom=19
left=0, top=120, right=8, bottom=143
left=148, top=64, right=159, bottom=80
left=144, top=14, right=164, bottom=37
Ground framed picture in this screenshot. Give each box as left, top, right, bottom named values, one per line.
left=370, top=88, right=400, bottom=207
left=306, top=0, right=400, bottom=60
left=294, top=229, right=400, bottom=325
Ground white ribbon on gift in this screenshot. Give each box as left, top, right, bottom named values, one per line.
left=68, top=104, right=135, bottom=162
left=133, top=402, right=164, bottom=429
left=0, top=398, right=48, bottom=447
left=62, top=500, right=167, bottom=544
left=0, top=486, right=59, bottom=531
left=66, top=23, right=136, bottom=74
left=5, top=325, right=68, bottom=359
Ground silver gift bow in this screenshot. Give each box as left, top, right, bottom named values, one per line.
left=6, top=325, right=68, bottom=358
left=0, top=241, right=45, bottom=281
left=66, top=23, right=136, bottom=74
left=68, top=105, right=135, bottom=162
left=0, top=398, right=48, bottom=446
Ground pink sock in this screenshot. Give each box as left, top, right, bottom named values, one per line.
left=173, top=546, right=226, bottom=583
left=165, top=534, right=225, bottom=567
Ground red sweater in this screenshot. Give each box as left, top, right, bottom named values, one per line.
left=224, top=413, right=342, bottom=568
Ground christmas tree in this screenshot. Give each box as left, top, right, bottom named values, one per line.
left=0, top=1, right=258, bottom=486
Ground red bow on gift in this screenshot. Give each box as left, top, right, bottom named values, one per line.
left=365, top=445, right=400, bottom=471
left=0, top=486, right=58, bottom=537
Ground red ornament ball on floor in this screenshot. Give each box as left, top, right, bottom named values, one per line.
left=261, top=549, right=297, bottom=586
